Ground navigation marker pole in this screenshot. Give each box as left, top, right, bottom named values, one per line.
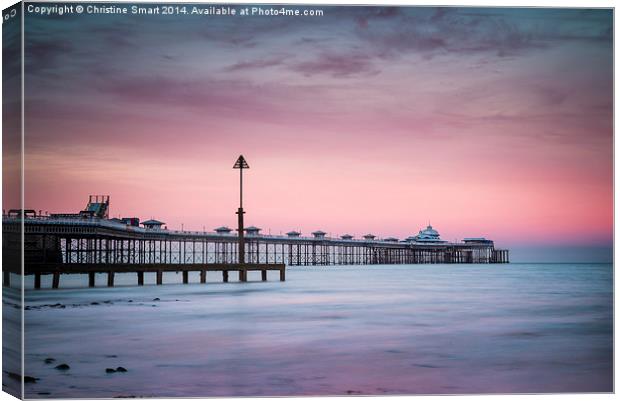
left=233, top=155, right=249, bottom=281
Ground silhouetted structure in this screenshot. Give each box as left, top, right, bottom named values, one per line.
left=1, top=160, right=509, bottom=289
left=234, top=155, right=249, bottom=281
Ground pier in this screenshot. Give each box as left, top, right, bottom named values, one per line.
left=1, top=156, right=509, bottom=289
left=2, top=212, right=508, bottom=289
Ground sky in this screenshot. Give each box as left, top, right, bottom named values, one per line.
left=10, top=5, right=613, bottom=261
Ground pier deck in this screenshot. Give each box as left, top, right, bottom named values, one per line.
left=14, top=263, right=286, bottom=289
left=3, top=215, right=508, bottom=289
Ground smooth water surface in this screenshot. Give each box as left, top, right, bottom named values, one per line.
left=14, top=263, right=613, bottom=397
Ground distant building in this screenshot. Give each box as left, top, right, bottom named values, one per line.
left=244, top=226, right=261, bottom=235
left=340, top=234, right=354, bottom=240
left=463, top=238, right=493, bottom=245
left=384, top=237, right=399, bottom=242
left=84, top=195, right=110, bottom=219
left=286, top=231, right=301, bottom=238
left=142, top=219, right=165, bottom=230
left=412, top=225, right=446, bottom=243
left=214, top=226, right=233, bottom=234
left=51, top=195, right=110, bottom=220
left=312, top=230, right=327, bottom=239
left=9, top=209, right=36, bottom=218
left=121, top=217, right=140, bottom=227
left=363, top=234, right=376, bottom=241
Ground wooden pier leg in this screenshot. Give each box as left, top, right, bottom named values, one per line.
left=3, top=271, right=9, bottom=287
left=107, top=272, right=115, bottom=287
left=88, top=272, right=96, bottom=288
left=261, top=270, right=267, bottom=281
left=182, top=271, right=189, bottom=284
left=34, top=273, right=41, bottom=289
left=156, top=270, right=163, bottom=285
left=223, top=271, right=229, bottom=283
left=137, top=272, right=144, bottom=286
left=200, top=270, right=206, bottom=284
left=52, top=273, right=60, bottom=289
left=239, top=270, right=247, bottom=282
left=280, top=268, right=286, bottom=282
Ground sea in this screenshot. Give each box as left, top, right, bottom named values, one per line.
left=2, top=263, right=613, bottom=398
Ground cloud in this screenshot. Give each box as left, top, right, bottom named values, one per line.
left=291, top=52, right=380, bottom=78
left=353, top=8, right=612, bottom=59
left=25, top=38, right=74, bottom=73
left=224, top=56, right=287, bottom=72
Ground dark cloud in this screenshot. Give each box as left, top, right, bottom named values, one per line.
left=353, top=7, right=612, bottom=59
left=2, top=10, right=22, bottom=83
left=25, top=38, right=74, bottom=73
left=291, top=52, right=380, bottom=78
left=352, top=6, right=402, bottom=28
left=94, top=75, right=328, bottom=121
left=224, top=56, right=287, bottom=72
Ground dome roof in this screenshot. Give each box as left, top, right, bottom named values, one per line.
left=413, top=224, right=442, bottom=242
left=419, top=225, right=439, bottom=237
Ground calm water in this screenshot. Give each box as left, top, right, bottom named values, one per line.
left=6, top=263, right=614, bottom=397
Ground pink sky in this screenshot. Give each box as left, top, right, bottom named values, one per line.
left=16, top=7, right=612, bottom=250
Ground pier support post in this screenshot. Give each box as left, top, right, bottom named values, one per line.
left=223, top=271, right=229, bottom=283
left=182, top=271, right=189, bottom=284
left=137, top=272, right=144, bottom=286
left=239, top=269, right=247, bottom=282
left=3, top=271, right=9, bottom=287
left=88, top=272, right=96, bottom=288
left=156, top=270, right=163, bottom=285
left=261, top=270, right=267, bottom=281
left=34, top=273, right=41, bottom=289
left=280, top=268, right=286, bottom=282
left=107, top=272, right=115, bottom=287
left=200, top=270, right=206, bottom=284
left=52, top=273, right=60, bottom=289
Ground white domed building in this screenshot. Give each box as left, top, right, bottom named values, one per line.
left=411, top=224, right=446, bottom=243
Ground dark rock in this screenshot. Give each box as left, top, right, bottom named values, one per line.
left=91, top=302, right=99, bottom=305
left=106, top=368, right=116, bottom=373
left=54, top=363, right=70, bottom=371
left=44, top=358, right=55, bottom=364
left=128, top=300, right=133, bottom=303
left=6, top=372, right=21, bottom=381
left=116, top=366, right=127, bottom=372
left=152, top=298, right=160, bottom=301
left=6, top=372, right=38, bottom=383
left=105, top=355, right=118, bottom=358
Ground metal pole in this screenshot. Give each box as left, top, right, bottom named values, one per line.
left=233, top=155, right=249, bottom=266
left=237, top=166, right=245, bottom=265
